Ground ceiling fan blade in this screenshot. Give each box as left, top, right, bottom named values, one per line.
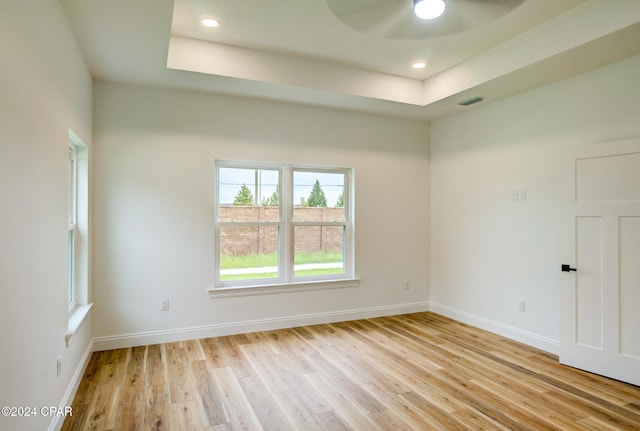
left=325, top=0, right=408, bottom=34
left=449, top=0, right=526, bottom=24
left=326, top=0, right=526, bottom=39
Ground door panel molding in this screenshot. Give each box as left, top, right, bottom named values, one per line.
left=561, top=137, right=640, bottom=385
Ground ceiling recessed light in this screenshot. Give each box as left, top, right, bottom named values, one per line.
left=201, top=18, right=219, bottom=28
left=412, top=61, right=427, bottom=69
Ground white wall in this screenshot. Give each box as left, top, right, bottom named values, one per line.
left=430, top=54, right=640, bottom=352
left=0, top=1, right=93, bottom=430
left=92, top=81, right=430, bottom=346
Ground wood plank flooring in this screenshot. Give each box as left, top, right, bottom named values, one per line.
left=62, top=312, right=640, bottom=430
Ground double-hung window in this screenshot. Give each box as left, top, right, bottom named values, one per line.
left=214, top=160, right=354, bottom=290
left=66, top=130, right=91, bottom=346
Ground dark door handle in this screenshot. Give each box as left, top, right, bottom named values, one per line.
left=561, top=264, right=577, bottom=272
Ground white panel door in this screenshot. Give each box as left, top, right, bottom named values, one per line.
left=560, top=138, right=640, bottom=385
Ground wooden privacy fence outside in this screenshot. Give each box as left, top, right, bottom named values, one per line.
left=220, top=206, right=344, bottom=256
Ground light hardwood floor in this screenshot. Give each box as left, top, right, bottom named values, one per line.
left=62, top=312, right=640, bottom=430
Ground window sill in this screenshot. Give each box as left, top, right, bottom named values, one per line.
left=209, top=277, right=360, bottom=298
left=65, top=303, right=93, bottom=347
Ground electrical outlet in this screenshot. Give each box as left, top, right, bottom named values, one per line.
left=161, top=298, right=170, bottom=311
left=57, top=356, right=62, bottom=377
left=404, top=280, right=410, bottom=291
left=518, top=300, right=526, bottom=312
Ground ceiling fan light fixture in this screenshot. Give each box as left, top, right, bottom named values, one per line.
left=414, top=0, right=446, bottom=20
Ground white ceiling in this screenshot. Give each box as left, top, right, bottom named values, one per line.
left=61, top=0, right=640, bottom=120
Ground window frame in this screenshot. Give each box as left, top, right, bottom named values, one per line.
left=214, top=160, right=355, bottom=292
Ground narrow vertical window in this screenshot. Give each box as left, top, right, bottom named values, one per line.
left=65, top=130, right=91, bottom=344
left=68, top=145, right=77, bottom=309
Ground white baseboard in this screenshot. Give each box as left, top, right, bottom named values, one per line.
left=430, top=302, right=559, bottom=354
left=48, top=340, right=94, bottom=431
left=92, top=302, right=430, bottom=351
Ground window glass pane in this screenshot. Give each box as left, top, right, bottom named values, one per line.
left=219, top=226, right=279, bottom=281
left=219, top=205, right=279, bottom=223
left=68, top=229, right=74, bottom=306
left=68, top=146, right=77, bottom=307
left=68, top=149, right=76, bottom=224
left=293, top=171, right=345, bottom=222
left=294, top=226, right=344, bottom=277
left=219, top=167, right=279, bottom=222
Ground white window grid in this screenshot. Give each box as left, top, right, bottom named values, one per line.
left=214, top=160, right=354, bottom=288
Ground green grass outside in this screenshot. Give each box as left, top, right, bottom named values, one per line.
left=220, top=251, right=343, bottom=269
left=220, top=267, right=343, bottom=281
left=220, top=251, right=343, bottom=281
left=220, top=252, right=277, bottom=269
